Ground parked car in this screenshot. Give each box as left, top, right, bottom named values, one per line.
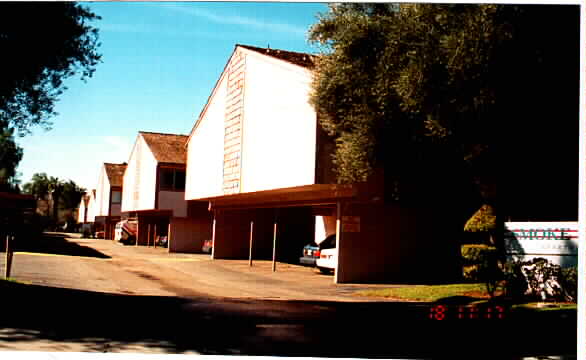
left=156, top=235, right=168, bottom=248
left=299, top=242, right=320, bottom=266
left=114, top=220, right=137, bottom=245
left=316, top=234, right=337, bottom=274
left=202, top=239, right=213, bottom=254
left=80, top=223, right=92, bottom=238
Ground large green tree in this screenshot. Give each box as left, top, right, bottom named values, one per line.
left=308, top=4, right=579, bottom=219
left=0, top=2, right=101, bottom=135
left=0, top=3, right=101, bottom=196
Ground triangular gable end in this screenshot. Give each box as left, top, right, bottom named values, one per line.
left=187, top=44, right=316, bottom=145
left=187, top=46, right=242, bottom=144
left=127, top=133, right=157, bottom=169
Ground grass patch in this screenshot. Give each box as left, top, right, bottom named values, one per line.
left=1, top=277, right=31, bottom=285
left=357, top=283, right=488, bottom=302
left=512, top=302, right=577, bottom=312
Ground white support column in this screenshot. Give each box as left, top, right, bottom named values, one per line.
left=211, top=212, right=217, bottom=260
left=272, top=221, right=278, bottom=272
left=334, top=201, right=343, bottom=284
left=249, top=221, right=254, bottom=267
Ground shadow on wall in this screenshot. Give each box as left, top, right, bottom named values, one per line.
left=504, top=232, right=577, bottom=269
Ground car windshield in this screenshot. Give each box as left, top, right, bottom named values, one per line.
left=319, top=235, right=336, bottom=249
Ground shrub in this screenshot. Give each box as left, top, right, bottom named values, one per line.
left=464, top=204, right=496, bottom=233
left=502, top=258, right=575, bottom=302
left=560, top=266, right=577, bottom=301
left=461, top=245, right=499, bottom=282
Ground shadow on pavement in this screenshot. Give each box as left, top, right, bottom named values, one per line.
left=0, top=280, right=576, bottom=358
left=12, top=233, right=110, bottom=259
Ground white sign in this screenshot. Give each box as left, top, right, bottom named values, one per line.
left=504, top=222, right=578, bottom=267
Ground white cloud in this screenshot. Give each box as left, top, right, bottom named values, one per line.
left=156, top=3, right=307, bottom=37
left=99, top=21, right=243, bottom=40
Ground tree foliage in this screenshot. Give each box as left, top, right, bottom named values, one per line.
left=0, top=122, right=23, bottom=191
left=61, top=180, right=86, bottom=211
left=23, top=174, right=85, bottom=222
left=308, top=4, right=578, bottom=214
left=0, top=2, right=101, bottom=135
left=464, top=204, right=496, bottom=233
left=22, top=172, right=51, bottom=200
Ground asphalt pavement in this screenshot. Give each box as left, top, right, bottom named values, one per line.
left=0, top=232, right=578, bottom=358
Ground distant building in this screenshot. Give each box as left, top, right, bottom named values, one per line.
left=122, top=131, right=211, bottom=252
left=77, top=194, right=90, bottom=224
left=94, top=162, right=127, bottom=239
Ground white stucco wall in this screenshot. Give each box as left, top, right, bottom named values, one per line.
left=95, top=165, right=111, bottom=217
left=86, top=193, right=96, bottom=223
left=185, top=70, right=228, bottom=200
left=240, top=50, right=317, bottom=193
left=77, top=200, right=87, bottom=223
left=158, top=191, right=187, bottom=218
left=121, top=135, right=158, bottom=212
left=315, top=215, right=337, bottom=244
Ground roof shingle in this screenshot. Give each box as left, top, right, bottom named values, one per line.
left=104, top=163, right=127, bottom=187
left=237, top=44, right=316, bottom=69
left=140, top=131, right=188, bottom=164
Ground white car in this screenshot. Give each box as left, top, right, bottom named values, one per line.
left=315, top=234, right=337, bottom=274
left=316, top=247, right=337, bottom=274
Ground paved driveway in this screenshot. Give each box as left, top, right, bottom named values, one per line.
left=1, top=232, right=398, bottom=301
left=0, top=233, right=577, bottom=358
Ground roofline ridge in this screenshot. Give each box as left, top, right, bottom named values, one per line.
left=139, top=130, right=188, bottom=137
left=236, top=43, right=317, bottom=57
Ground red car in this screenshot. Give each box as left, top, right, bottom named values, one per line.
left=202, top=239, right=213, bottom=254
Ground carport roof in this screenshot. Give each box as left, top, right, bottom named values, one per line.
left=0, top=192, right=36, bottom=210
left=123, top=209, right=173, bottom=217
left=199, top=184, right=382, bottom=210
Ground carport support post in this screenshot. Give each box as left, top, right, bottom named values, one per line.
left=272, top=219, right=278, bottom=272
left=167, top=222, right=171, bottom=249
left=135, top=218, right=140, bottom=247
left=248, top=221, right=254, bottom=267
left=334, top=201, right=342, bottom=284
left=147, top=224, right=151, bottom=247
left=5, top=235, right=13, bottom=279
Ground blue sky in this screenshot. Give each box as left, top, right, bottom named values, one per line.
left=16, top=2, right=328, bottom=190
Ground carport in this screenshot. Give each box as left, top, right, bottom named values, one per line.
left=198, top=183, right=461, bottom=284
left=126, top=205, right=212, bottom=253
left=128, top=209, right=172, bottom=248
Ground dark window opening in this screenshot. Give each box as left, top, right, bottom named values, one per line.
left=111, top=191, right=122, bottom=204
left=159, top=168, right=186, bottom=191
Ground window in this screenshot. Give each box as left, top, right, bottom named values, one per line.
left=159, top=168, right=186, bottom=191
left=111, top=191, right=122, bottom=204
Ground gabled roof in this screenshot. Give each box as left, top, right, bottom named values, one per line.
left=237, top=44, right=317, bottom=69
left=187, top=44, right=317, bottom=143
left=140, top=131, right=188, bottom=165
left=104, top=163, right=127, bottom=187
